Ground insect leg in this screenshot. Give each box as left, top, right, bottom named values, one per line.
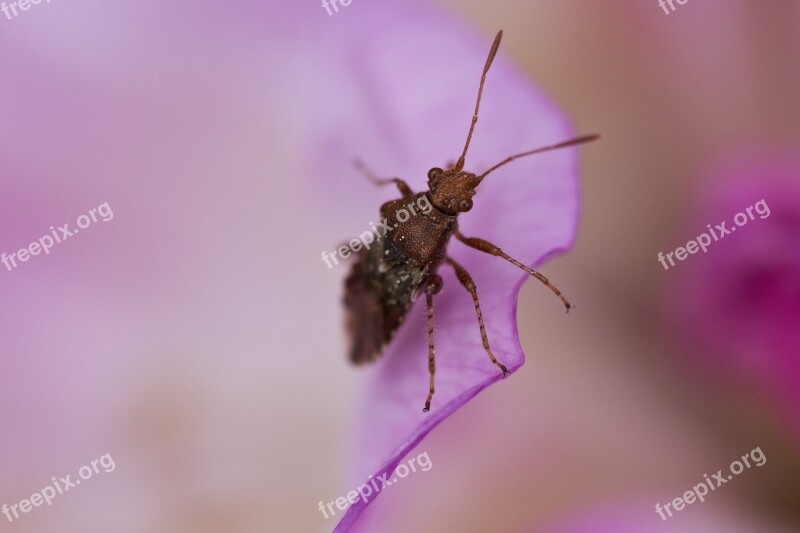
left=352, top=159, right=414, bottom=198
left=423, top=274, right=442, bottom=412
left=444, top=257, right=509, bottom=377
left=454, top=231, right=574, bottom=312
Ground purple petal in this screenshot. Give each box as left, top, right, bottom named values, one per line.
left=310, top=4, right=584, bottom=530
left=664, top=151, right=800, bottom=443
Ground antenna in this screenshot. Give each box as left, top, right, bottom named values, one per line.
left=476, top=134, right=600, bottom=181
left=455, top=30, right=503, bottom=172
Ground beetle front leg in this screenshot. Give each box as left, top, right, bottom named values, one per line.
left=353, top=159, right=414, bottom=198
left=454, top=231, right=574, bottom=312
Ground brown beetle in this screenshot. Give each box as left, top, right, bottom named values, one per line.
left=343, top=30, right=598, bottom=412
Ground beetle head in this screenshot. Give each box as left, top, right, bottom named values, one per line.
left=426, top=167, right=481, bottom=214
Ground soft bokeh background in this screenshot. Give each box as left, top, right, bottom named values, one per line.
left=1, top=1, right=798, bottom=532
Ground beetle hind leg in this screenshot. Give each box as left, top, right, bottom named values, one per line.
left=445, top=257, right=509, bottom=377
left=422, top=274, right=443, bottom=412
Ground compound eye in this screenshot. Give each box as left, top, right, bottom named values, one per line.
left=458, top=199, right=473, bottom=212
left=427, top=167, right=443, bottom=181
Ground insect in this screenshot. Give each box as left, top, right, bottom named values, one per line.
left=343, top=30, right=598, bottom=412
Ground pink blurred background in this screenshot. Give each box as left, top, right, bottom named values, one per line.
left=1, top=1, right=798, bottom=532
